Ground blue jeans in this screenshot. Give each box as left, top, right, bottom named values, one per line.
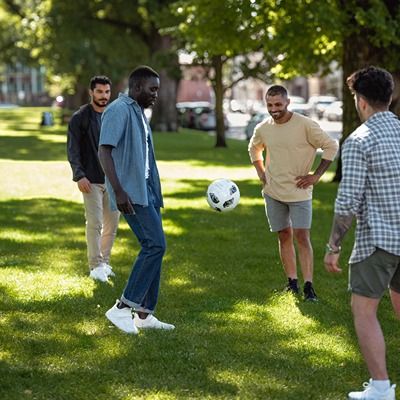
left=121, top=183, right=166, bottom=314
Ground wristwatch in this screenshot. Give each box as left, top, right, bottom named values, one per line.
left=326, top=243, right=341, bottom=254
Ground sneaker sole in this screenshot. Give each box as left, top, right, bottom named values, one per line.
left=90, top=276, right=108, bottom=282
left=135, top=324, right=175, bottom=330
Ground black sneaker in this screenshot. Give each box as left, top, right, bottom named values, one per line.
left=284, top=278, right=299, bottom=294
left=303, top=281, right=318, bottom=302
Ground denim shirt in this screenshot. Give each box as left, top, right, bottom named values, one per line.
left=99, top=93, right=163, bottom=210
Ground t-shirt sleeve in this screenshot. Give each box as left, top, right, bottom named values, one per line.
left=99, top=103, right=128, bottom=147
left=306, top=119, right=339, bottom=161
left=248, top=123, right=266, bottom=163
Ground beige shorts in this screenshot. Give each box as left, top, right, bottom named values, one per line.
left=349, top=248, right=400, bottom=298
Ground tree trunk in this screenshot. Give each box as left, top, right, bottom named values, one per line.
left=149, top=33, right=179, bottom=132
left=212, top=55, right=227, bottom=148
left=64, top=83, right=88, bottom=110
left=333, top=34, right=365, bottom=181
left=151, top=66, right=179, bottom=132
left=390, top=71, right=400, bottom=116
left=333, top=0, right=379, bottom=181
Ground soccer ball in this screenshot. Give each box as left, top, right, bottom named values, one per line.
left=206, top=179, right=240, bottom=212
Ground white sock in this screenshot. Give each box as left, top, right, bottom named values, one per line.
left=371, top=379, right=391, bottom=392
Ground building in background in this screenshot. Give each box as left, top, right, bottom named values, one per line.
left=177, top=56, right=342, bottom=116
left=0, top=63, right=49, bottom=105
left=176, top=65, right=212, bottom=103
left=307, top=62, right=342, bottom=100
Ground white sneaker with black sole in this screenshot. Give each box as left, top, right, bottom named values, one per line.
left=105, top=300, right=138, bottom=334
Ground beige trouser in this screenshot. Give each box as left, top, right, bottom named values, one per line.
left=82, top=184, right=120, bottom=270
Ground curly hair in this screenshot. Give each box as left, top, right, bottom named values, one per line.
left=347, top=66, right=393, bottom=108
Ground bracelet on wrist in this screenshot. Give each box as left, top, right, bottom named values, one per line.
left=326, top=243, right=341, bottom=254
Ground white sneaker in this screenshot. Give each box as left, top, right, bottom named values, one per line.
left=89, top=265, right=109, bottom=282
left=348, top=379, right=396, bottom=399
left=134, top=314, right=175, bottom=330
left=100, top=263, right=115, bottom=277
left=105, top=300, right=138, bottom=334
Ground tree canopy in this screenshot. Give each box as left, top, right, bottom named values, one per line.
left=1, top=0, right=400, bottom=147
left=168, top=0, right=344, bottom=146
left=0, top=0, right=180, bottom=130
left=169, top=0, right=276, bottom=146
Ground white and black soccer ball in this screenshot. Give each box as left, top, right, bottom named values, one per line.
left=206, top=179, right=240, bottom=212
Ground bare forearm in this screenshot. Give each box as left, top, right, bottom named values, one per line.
left=98, top=145, right=134, bottom=214
left=252, top=160, right=266, bottom=182
left=314, top=158, right=332, bottom=177
left=328, top=213, right=354, bottom=249
left=98, top=145, right=123, bottom=193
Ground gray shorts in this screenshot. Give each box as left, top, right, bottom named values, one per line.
left=264, top=194, right=312, bottom=232
left=349, top=248, right=400, bottom=298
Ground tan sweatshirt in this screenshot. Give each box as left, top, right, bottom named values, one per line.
left=248, top=112, right=338, bottom=202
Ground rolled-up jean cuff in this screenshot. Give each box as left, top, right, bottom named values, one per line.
left=121, top=295, right=154, bottom=314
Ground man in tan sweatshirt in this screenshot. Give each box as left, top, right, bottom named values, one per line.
left=248, top=85, right=338, bottom=300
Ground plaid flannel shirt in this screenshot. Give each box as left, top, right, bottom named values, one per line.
left=335, top=111, right=400, bottom=264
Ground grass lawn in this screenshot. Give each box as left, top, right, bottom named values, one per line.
left=0, top=107, right=398, bottom=400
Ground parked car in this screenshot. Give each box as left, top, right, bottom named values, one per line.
left=245, top=112, right=269, bottom=140
left=176, top=101, right=228, bottom=131
left=308, top=95, right=338, bottom=119
left=323, top=101, right=343, bottom=121
left=288, top=96, right=312, bottom=117
left=0, top=103, right=19, bottom=108
left=289, top=95, right=306, bottom=104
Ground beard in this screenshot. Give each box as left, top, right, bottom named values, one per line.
left=270, top=110, right=287, bottom=121
left=93, top=98, right=109, bottom=108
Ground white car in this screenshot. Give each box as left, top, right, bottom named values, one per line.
left=176, top=101, right=229, bottom=131
left=308, top=95, right=338, bottom=119
left=288, top=96, right=312, bottom=117
left=323, top=101, right=343, bottom=121
left=244, top=112, right=269, bottom=140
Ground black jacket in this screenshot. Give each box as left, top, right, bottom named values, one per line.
left=67, top=104, right=105, bottom=183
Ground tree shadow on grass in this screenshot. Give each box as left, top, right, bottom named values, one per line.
left=0, top=192, right=383, bottom=399
left=0, top=135, right=67, bottom=161
left=0, top=197, right=239, bottom=399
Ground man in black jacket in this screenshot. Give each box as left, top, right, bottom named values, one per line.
left=67, top=76, right=119, bottom=282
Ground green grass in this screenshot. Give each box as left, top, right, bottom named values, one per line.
left=0, top=108, right=398, bottom=400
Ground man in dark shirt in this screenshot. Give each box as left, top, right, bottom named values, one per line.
left=67, top=76, right=119, bottom=282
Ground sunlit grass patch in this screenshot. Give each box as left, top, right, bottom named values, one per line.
left=0, top=160, right=80, bottom=201
left=0, top=108, right=396, bottom=400
left=1, top=269, right=94, bottom=302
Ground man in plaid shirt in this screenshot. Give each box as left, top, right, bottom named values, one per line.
left=324, top=66, right=400, bottom=400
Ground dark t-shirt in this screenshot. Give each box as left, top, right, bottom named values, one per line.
left=95, top=111, right=102, bottom=131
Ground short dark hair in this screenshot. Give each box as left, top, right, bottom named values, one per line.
left=347, top=66, right=393, bottom=108
left=128, top=65, right=159, bottom=89
left=266, top=85, right=288, bottom=98
left=90, top=75, right=112, bottom=90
